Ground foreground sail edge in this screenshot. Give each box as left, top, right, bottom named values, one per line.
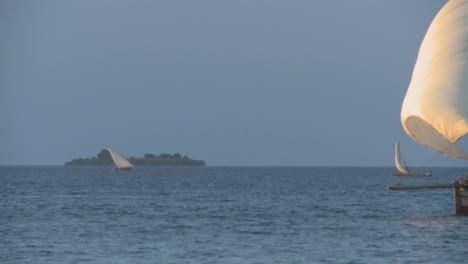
left=392, top=0, right=468, bottom=216
left=401, top=0, right=468, bottom=159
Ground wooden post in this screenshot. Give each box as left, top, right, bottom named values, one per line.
left=453, top=180, right=468, bottom=215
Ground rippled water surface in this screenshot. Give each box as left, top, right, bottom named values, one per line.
left=1, top=166, right=468, bottom=263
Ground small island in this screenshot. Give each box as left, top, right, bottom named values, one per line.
left=65, top=149, right=206, bottom=166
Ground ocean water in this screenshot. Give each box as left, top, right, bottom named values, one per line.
left=1, top=166, right=468, bottom=264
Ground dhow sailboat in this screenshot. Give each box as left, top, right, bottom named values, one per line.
left=392, top=140, right=431, bottom=177
left=107, top=147, right=133, bottom=170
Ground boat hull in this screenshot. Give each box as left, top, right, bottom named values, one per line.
left=392, top=172, right=432, bottom=177
left=113, top=167, right=132, bottom=171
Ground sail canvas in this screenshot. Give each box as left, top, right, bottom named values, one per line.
left=107, top=147, right=133, bottom=170
left=394, top=141, right=410, bottom=174
left=401, top=0, right=468, bottom=158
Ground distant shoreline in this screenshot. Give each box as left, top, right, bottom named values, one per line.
left=64, top=150, right=206, bottom=166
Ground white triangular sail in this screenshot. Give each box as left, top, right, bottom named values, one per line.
left=401, top=0, right=468, bottom=158
left=106, top=147, right=133, bottom=169
left=395, top=140, right=410, bottom=174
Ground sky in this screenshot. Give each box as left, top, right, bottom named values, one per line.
left=1, top=0, right=459, bottom=167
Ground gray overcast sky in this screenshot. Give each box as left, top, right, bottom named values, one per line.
left=2, top=0, right=458, bottom=166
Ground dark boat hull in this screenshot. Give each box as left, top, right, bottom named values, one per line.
left=392, top=172, right=432, bottom=177
left=112, top=167, right=132, bottom=171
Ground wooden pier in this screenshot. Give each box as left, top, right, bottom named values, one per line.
left=388, top=183, right=454, bottom=190
left=388, top=180, right=468, bottom=216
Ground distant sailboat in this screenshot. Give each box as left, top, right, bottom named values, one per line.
left=106, top=147, right=133, bottom=170
left=392, top=140, right=431, bottom=177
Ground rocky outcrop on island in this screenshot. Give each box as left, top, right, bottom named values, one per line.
left=65, top=149, right=206, bottom=166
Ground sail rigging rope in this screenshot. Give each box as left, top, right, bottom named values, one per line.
left=416, top=151, right=441, bottom=169
left=415, top=142, right=459, bottom=169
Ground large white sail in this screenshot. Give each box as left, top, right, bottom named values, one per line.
left=401, top=0, right=468, bottom=158
left=106, top=147, right=133, bottom=169
left=395, top=140, right=410, bottom=174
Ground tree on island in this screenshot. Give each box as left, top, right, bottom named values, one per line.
left=158, top=153, right=173, bottom=159
left=144, top=153, right=156, bottom=159
left=97, top=149, right=111, bottom=160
